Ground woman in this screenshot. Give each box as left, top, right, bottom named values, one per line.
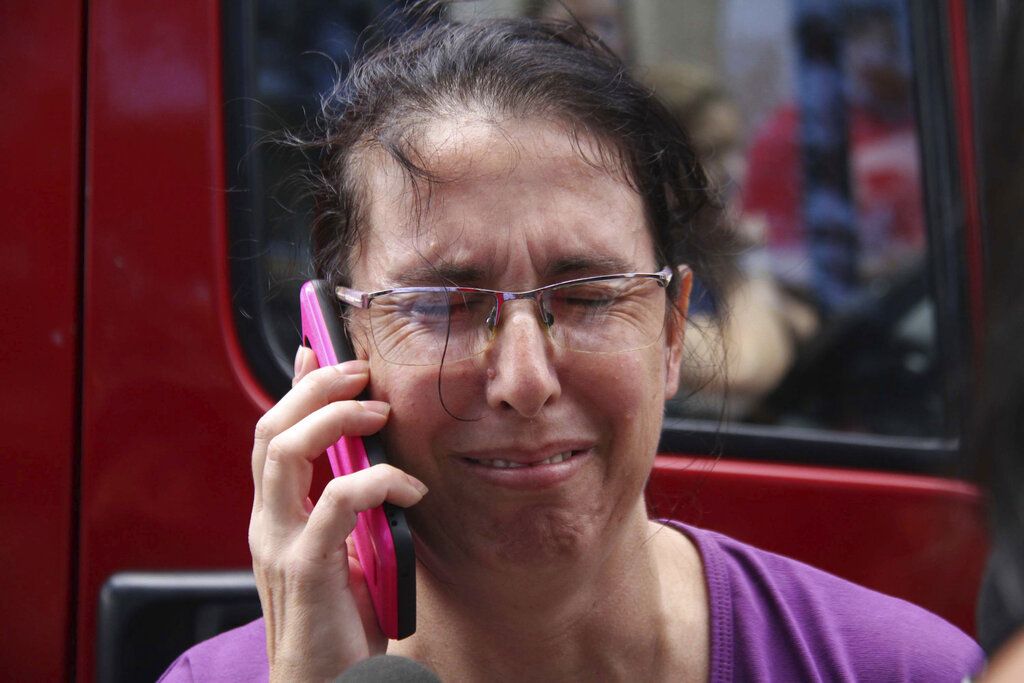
left=163, top=8, right=981, bottom=682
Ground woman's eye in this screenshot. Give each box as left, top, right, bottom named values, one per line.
left=407, top=294, right=489, bottom=321
left=556, top=285, right=620, bottom=308
left=567, top=296, right=615, bottom=308
left=409, top=302, right=451, bottom=320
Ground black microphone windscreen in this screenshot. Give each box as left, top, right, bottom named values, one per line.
left=334, top=655, right=442, bottom=682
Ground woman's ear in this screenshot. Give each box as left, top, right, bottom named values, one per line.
left=663, top=265, right=692, bottom=401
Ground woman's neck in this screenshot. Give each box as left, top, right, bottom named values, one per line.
left=389, top=513, right=709, bottom=682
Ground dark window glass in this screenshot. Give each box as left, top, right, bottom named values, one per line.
left=224, top=0, right=409, bottom=396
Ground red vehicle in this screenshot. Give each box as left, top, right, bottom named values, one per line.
left=3, top=1, right=992, bottom=680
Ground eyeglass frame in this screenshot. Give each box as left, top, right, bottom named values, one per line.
left=334, top=266, right=678, bottom=339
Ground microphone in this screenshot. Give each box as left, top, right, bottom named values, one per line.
left=334, top=655, right=442, bottom=682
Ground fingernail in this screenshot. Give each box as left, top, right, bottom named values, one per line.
left=338, top=360, right=369, bottom=374
left=293, top=347, right=304, bottom=376
left=408, top=475, right=429, bottom=496
left=360, top=400, right=390, bottom=416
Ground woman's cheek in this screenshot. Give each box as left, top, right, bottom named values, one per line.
left=593, top=351, right=658, bottom=407
left=372, top=364, right=440, bottom=469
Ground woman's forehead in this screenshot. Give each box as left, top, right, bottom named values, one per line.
left=361, top=114, right=632, bottom=204
left=354, top=116, right=654, bottom=286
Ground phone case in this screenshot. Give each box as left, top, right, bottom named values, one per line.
left=299, top=280, right=416, bottom=640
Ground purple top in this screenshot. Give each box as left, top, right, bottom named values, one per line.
left=160, top=523, right=984, bottom=682
left=675, top=523, right=983, bottom=681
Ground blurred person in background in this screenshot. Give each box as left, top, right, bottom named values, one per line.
left=741, top=1, right=923, bottom=316
left=646, top=63, right=813, bottom=416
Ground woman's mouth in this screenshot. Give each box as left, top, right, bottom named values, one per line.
left=457, top=448, right=592, bottom=489
left=464, top=451, right=575, bottom=469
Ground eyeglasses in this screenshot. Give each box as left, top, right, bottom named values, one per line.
left=336, top=266, right=679, bottom=366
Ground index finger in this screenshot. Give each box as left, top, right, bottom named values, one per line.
left=252, top=360, right=370, bottom=497
left=292, top=346, right=316, bottom=388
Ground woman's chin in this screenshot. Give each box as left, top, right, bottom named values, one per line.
left=484, top=504, right=595, bottom=567
left=414, top=500, right=604, bottom=573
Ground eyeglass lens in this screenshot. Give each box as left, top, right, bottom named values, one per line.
left=366, top=277, right=667, bottom=366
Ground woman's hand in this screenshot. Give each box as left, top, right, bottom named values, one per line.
left=249, top=348, right=427, bottom=683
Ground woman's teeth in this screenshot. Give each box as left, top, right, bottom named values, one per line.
left=473, top=452, right=573, bottom=468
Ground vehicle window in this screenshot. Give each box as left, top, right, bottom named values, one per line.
left=224, top=0, right=955, bottom=467
left=223, top=0, right=406, bottom=397
left=630, top=0, right=941, bottom=442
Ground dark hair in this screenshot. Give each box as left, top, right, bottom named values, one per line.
left=301, top=3, right=733, bottom=312
left=974, top=0, right=1024, bottom=656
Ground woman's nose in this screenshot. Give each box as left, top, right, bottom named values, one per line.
left=482, top=303, right=561, bottom=417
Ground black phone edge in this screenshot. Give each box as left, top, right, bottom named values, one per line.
left=385, top=502, right=417, bottom=639
left=310, top=280, right=417, bottom=639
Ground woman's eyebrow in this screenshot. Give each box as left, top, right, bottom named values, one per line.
left=390, top=262, right=487, bottom=287
left=547, top=255, right=639, bottom=277
left=386, top=256, right=641, bottom=288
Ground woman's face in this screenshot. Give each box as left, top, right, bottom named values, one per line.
left=349, top=115, right=687, bottom=575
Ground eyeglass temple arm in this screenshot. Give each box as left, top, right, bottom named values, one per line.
left=335, top=286, right=371, bottom=309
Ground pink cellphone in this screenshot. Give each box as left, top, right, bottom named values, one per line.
left=299, top=280, right=416, bottom=640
